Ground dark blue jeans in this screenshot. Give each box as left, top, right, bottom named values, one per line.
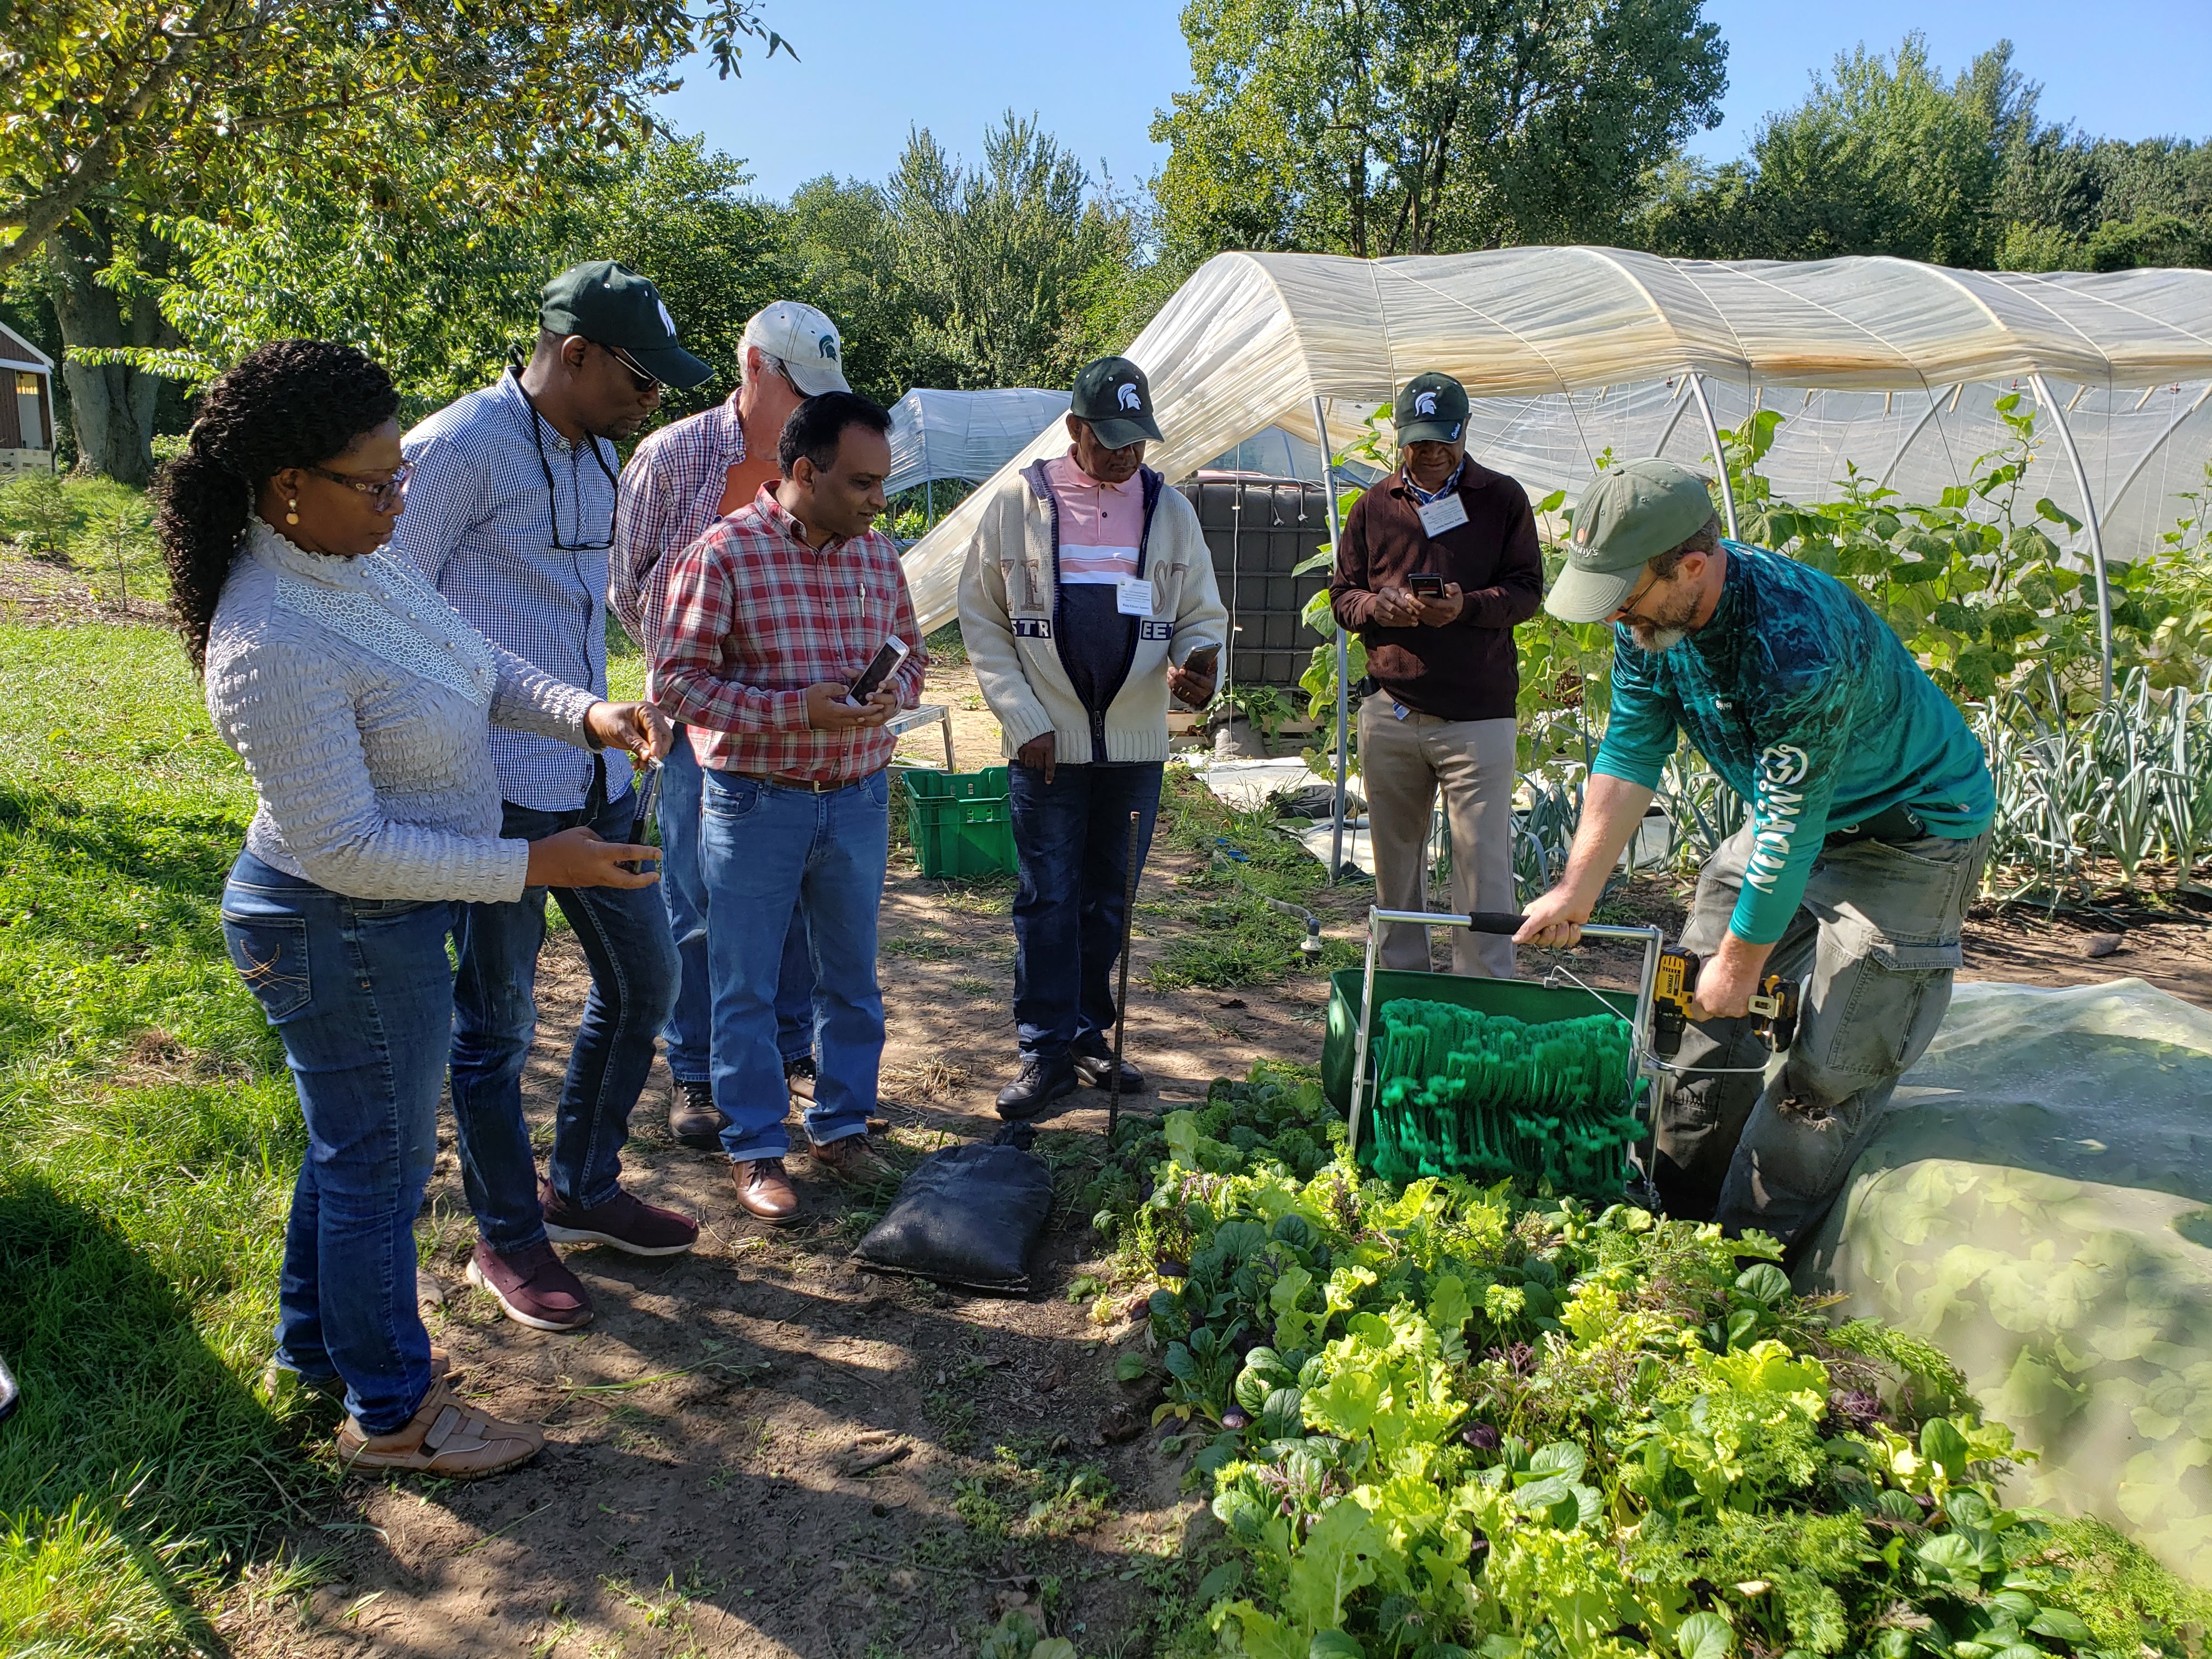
left=700, top=769, right=889, bottom=1161
left=449, top=782, right=680, bottom=1252
left=657, top=733, right=816, bottom=1082
left=221, top=851, right=450, bottom=1435
left=1009, top=761, right=1163, bottom=1060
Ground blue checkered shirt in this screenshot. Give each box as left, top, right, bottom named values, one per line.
left=391, top=371, right=625, bottom=811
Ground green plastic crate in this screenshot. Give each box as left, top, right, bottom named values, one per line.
left=902, top=766, right=1018, bottom=878
left=1322, top=968, right=1644, bottom=1195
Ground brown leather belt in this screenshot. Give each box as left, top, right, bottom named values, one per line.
left=739, top=769, right=879, bottom=794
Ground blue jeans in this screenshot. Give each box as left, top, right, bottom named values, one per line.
left=1009, top=761, right=1163, bottom=1060
left=221, top=851, right=449, bottom=1435
left=448, top=781, right=680, bottom=1251
left=658, top=733, right=816, bottom=1083
left=699, top=769, right=890, bottom=1160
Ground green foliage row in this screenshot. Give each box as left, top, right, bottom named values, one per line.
left=1091, top=1067, right=2202, bottom=1659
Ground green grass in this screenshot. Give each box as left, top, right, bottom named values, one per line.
left=0, top=620, right=318, bottom=1656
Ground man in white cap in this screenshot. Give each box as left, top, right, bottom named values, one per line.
left=1515, top=459, right=1994, bottom=1249
left=612, top=301, right=853, bottom=1150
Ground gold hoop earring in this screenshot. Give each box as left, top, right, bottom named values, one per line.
left=285, top=496, right=299, bottom=526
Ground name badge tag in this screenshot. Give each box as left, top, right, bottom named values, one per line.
left=1417, top=493, right=1469, bottom=538
left=1116, top=577, right=1155, bottom=618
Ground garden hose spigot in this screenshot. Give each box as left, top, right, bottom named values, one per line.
left=1652, top=945, right=1801, bottom=1058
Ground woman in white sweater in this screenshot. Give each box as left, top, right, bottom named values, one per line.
left=156, top=341, right=669, bottom=1479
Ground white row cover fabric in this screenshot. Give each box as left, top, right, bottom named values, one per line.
left=885, top=388, right=1071, bottom=498
left=901, top=250, right=2212, bottom=633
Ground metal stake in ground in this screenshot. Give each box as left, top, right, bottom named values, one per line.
left=1109, top=809, right=1141, bottom=1139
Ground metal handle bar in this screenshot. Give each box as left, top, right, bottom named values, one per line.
left=1347, top=908, right=1664, bottom=1164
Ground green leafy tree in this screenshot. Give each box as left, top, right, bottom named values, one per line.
left=4, top=0, right=790, bottom=478
left=1153, top=0, right=1727, bottom=257
left=883, top=112, right=1142, bottom=390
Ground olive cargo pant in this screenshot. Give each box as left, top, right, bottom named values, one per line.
left=1658, top=822, right=1991, bottom=1245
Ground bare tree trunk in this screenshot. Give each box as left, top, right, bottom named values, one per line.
left=47, top=211, right=171, bottom=486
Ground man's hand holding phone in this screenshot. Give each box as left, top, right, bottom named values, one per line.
left=1167, top=642, right=1219, bottom=708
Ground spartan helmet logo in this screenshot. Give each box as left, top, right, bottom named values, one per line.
left=1413, top=390, right=1439, bottom=417
left=818, top=334, right=839, bottom=360
left=1117, top=382, right=1143, bottom=411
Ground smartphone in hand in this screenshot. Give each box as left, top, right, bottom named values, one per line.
left=1408, top=572, right=1446, bottom=599
left=847, top=636, right=910, bottom=707
left=1181, top=643, right=1221, bottom=678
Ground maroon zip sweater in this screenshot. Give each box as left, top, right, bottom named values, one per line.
left=1328, top=461, right=1544, bottom=722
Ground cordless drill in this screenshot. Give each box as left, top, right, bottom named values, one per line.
left=1651, top=945, right=1802, bottom=1059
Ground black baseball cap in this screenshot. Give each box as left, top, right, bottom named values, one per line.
left=540, top=261, right=713, bottom=391
left=1071, top=356, right=1164, bottom=450
left=1395, top=371, right=1469, bottom=445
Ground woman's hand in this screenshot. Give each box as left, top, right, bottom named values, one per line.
left=524, top=826, right=660, bottom=889
left=586, top=701, right=674, bottom=763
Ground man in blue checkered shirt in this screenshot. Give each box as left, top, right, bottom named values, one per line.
left=390, top=262, right=709, bottom=1331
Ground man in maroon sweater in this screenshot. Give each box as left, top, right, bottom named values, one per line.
left=1329, top=371, right=1543, bottom=976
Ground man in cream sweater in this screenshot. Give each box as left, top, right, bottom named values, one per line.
left=960, top=357, right=1228, bottom=1119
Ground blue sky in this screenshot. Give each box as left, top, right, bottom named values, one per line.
left=655, top=0, right=2208, bottom=202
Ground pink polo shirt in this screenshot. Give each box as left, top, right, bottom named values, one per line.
left=1043, top=451, right=1143, bottom=585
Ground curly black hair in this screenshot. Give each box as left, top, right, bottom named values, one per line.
left=153, top=341, right=400, bottom=671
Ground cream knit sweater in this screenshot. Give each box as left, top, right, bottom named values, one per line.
left=958, top=464, right=1228, bottom=765
left=205, top=518, right=599, bottom=902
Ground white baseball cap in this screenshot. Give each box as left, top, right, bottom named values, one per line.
left=744, top=301, right=851, bottom=396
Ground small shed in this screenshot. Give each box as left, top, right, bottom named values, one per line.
left=0, top=324, right=55, bottom=476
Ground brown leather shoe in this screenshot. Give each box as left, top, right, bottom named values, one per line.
left=809, top=1133, right=896, bottom=1187
left=731, top=1157, right=799, bottom=1223
left=336, top=1379, right=544, bottom=1480
left=669, top=1077, right=725, bottom=1148
left=785, top=1055, right=817, bottom=1110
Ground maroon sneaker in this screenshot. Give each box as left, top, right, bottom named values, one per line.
left=466, top=1239, right=594, bottom=1332
left=539, top=1180, right=698, bottom=1258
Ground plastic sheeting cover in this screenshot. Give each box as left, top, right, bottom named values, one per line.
left=885, top=387, right=1071, bottom=499
left=1799, top=977, right=2212, bottom=1583
left=899, top=250, right=2212, bottom=633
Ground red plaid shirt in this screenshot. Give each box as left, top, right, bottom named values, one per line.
left=651, top=486, right=924, bottom=781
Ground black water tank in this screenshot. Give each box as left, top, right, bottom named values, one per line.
left=1173, top=474, right=1339, bottom=691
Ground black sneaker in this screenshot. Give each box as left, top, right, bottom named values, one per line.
left=996, top=1053, right=1079, bottom=1121
left=1072, top=1048, right=1144, bottom=1094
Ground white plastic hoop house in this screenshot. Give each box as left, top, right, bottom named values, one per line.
left=902, top=250, right=2212, bottom=639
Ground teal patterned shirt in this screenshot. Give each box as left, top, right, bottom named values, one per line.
left=1593, top=541, right=1993, bottom=944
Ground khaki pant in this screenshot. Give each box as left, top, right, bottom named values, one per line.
left=1658, top=822, right=1991, bottom=1245
left=1357, top=696, right=1517, bottom=978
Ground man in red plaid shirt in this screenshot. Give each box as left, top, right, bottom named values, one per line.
left=651, top=392, right=923, bottom=1222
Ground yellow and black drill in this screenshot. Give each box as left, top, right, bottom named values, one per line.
left=1651, top=945, right=1802, bottom=1059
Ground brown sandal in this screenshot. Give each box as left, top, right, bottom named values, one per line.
left=336, top=1379, right=544, bottom=1480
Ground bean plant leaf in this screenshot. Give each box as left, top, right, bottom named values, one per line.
left=1734, top=1264, right=1790, bottom=1305
left=1676, top=1611, right=1733, bottom=1659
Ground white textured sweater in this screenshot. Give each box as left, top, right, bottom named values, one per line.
left=958, top=464, right=1227, bottom=765
left=205, top=518, right=600, bottom=902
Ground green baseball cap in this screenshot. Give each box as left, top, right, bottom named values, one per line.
left=540, top=260, right=713, bottom=391
left=1393, top=371, right=1469, bottom=445
left=1544, top=459, right=1720, bottom=623
left=1071, top=356, right=1163, bottom=449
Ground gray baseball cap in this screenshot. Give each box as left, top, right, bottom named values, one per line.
left=1544, top=459, right=1719, bottom=623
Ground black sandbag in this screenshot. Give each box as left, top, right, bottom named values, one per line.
left=855, top=1131, right=1054, bottom=1294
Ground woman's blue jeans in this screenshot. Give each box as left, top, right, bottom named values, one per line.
left=221, top=851, right=449, bottom=1435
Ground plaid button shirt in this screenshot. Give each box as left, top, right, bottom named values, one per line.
left=610, top=390, right=746, bottom=652
left=391, top=371, right=621, bottom=811
left=650, top=486, right=925, bottom=781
